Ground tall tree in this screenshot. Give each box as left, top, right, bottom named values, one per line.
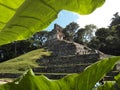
left=74, top=24, right=97, bottom=45
left=63, top=22, right=79, bottom=41
left=110, top=12, right=120, bottom=27
left=30, top=31, right=49, bottom=47
left=95, top=28, right=111, bottom=41
left=74, top=28, right=85, bottom=44
left=88, top=26, right=120, bottom=55
left=0, top=40, right=37, bottom=62
left=84, top=24, right=97, bottom=42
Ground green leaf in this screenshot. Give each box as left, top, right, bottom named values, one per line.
left=97, top=73, right=120, bottom=90
left=0, top=0, right=105, bottom=46
left=0, top=56, right=120, bottom=90
left=114, top=73, right=120, bottom=89
left=75, top=56, right=120, bottom=90
left=97, top=82, right=116, bottom=90
left=0, top=0, right=24, bottom=31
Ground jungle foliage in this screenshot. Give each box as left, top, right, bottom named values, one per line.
left=0, top=0, right=105, bottom=46
left=88, top=12, right=120, bottom=55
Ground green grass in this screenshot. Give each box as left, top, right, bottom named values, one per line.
left=0, top=48, right=51, bottom=73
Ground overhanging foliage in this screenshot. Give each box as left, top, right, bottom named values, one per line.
left=0, top=0, right=105, bottom=46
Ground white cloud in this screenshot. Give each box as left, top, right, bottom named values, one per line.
left=75, top=0, right=120, bottom=28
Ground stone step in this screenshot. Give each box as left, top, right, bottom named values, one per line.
left=104, top=76, right=114, bottom=81
left=33, top=64, right=90, bottom=73
left=0, top=73, right=71, bottom=79
left=0, top=71, right=118, bottom=81
left=46, top=63, right=92, bottom=67
left=38, top=71, right=119, bottom=80
left=0, top=74, right=116, bottom=81
left=106, top=71, right=119, bottom=76
left=38, top=54, right=99, bottom=66
left=0, top=73, right=21, bottom=78
left=35, top=73, right=69, bottom=79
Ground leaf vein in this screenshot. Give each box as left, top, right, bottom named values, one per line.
left=8, top=24, right=34, bottom=35
left=0, top=21, right=6, bottom=24
left=19, top=16, right=43, bottom=22
left=40, top=0, right=58, bottom=13
left=0, top=3, right=16, bottom=11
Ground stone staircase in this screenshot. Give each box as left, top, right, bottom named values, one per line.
left=35, top=54, right=119, bottom=81
left=0, top=40, right=119, bottom=81
left=0, top=54, right=99, bottom=79
left=0, top=55, right=119, bottom=81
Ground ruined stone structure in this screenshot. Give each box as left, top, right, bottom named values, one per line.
left=47, top=24, right=64, bottom=41
left=36, top=24, right=116, bottom=81
left=46, top=40, right=100, bottom=56
left=46, top=24, right=101, bottom=55
left=34, top=40, right=116, bottom=81
left=0, top=24, right=118, bottom=81
left=33, top=24, right=118, bottom=80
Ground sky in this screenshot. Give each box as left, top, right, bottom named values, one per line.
left=46, top=0, right=120, bottom=31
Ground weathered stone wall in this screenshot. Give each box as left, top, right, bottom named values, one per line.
left=37, top=54, right=99, bottom=66
left=45, top=40, right=99, bottom=56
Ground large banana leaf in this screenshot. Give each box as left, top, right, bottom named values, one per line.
left=0, top=0, right=105, bottom=46
left=0, top=56, right=120, bottom=90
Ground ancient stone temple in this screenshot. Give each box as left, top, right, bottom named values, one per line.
left=45, top=24, right=104, bottom=57
left=47, top=24, right=64, bottom=41
left=0, top=24, right=118, bottom=81
left=35, top=39, right=117, bottom=81
left=34, top=24, right=116, bottom=81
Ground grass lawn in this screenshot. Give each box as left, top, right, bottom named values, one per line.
left=0, top=48, right=51, bottom=73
